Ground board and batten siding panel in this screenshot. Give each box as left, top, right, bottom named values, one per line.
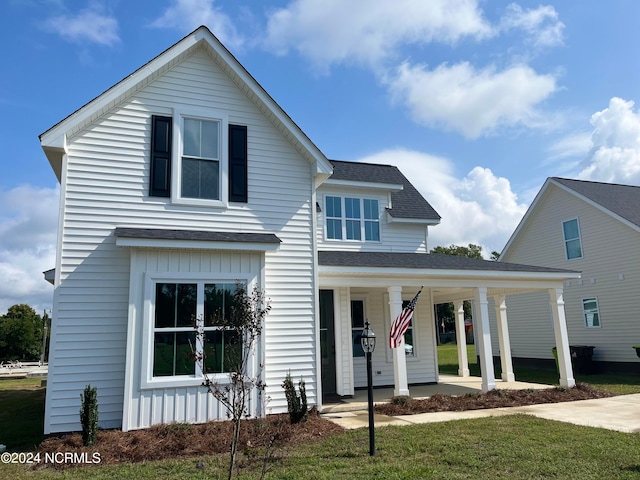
left=125, top=250, right=262, bottom=430
left=316, top=188, right=428, bottom=253
left=501, top=184, right=640, bottom=363
left=48, top=46, right=316, bottom=433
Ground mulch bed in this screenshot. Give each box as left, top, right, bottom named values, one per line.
left=35, top=384, right=613, bottom=469
left=375, top=383, right=613, bottom=416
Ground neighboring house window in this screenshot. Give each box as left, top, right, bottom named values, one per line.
left=582, top=298, right=601, bottom=328
left=149, top=114, right=248, bottom=203
left=562, top=218, right=583, bottom=260
left=351, top=300, right=365, bottom=358
left=153, top=282, right=241, bottom=377
left=402, top=300, right=415, bottom=357
left=325, top=196, right=380, bottom=242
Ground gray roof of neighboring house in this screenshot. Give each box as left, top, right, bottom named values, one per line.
left=318, top=250, right=578, bottom=274
left=552, top=177, right=640, bottom=228
left=328, top=160, right=441, bottom=222
left=115, top=227, right=281, bottom=244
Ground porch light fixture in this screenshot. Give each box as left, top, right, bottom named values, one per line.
left=360, top=320, right=376, bottom=456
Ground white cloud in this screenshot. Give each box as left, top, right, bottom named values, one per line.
left=0, top=185, right=58, bottom=315
left=500, top=4, right=564, bottom=48
left=149, top=0, right=244, bottom=50
left=357, top=149, right=527, bottom=255
left=387, top=61, right=558, bottom=138
left=577, top=97, right=640, bottom=184
left=265, top=0, right=493, bottom=71
left=42, top=5, right=119, bottom=46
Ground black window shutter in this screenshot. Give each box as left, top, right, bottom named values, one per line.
left=228, top=124, right=248, bottom=203
left=150, top=115, right=172, bottom=197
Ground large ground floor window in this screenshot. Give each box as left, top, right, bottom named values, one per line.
left=152, top=281, right=242, bottom=377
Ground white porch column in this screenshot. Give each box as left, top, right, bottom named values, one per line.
left=494, top=295, right=515, bottom=382
left=388, top=285, right=410, bottom=397
left=549, top=288, right=576, bottom=388
left=454, top=300, right=469, bottom=377
left=474, top=287, right=496, bottom=392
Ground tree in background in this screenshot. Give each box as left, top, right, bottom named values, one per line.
left=0, top=304, right=44, bottom=361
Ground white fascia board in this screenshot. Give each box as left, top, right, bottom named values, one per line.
left=318, top=265, right=580, bottom=286
left=116, top=237, right=280, bottom=251
left=385, top=212, right=440, bottom=225
left=322, top=178, right=404, bottom=191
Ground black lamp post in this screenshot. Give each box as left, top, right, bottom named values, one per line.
left=360, top=320, right=376, bottom=456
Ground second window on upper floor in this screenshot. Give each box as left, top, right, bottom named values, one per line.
left=325, top=196, right=380, bottom=242
left=562, top=218, right=583, bottom=260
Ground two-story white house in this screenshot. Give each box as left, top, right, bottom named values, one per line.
left=40, top=26, right=579, bottom=434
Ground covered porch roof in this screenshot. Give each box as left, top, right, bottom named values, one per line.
left=318, top=250, right=580, bottom=303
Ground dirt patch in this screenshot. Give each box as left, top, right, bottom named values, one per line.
left=36, top=384, right=613, bottom=469
left=375, top=383, right=613, bottom=416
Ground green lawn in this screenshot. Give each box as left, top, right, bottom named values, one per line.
left=2, top=355, right=640, bottom=479
left=437, top=343, right=640, bottom=395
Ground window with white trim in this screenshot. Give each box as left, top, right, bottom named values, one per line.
left=325, top=196, right=380, bottom=241
left=562, top=218, right=583, bottom=260
left=402, top=300, right=415, bottom=357
left=181, top=118, right=221, bottom=200
left=351, top=300, right=365, bottom=358
left=582, top=297, right=601, bottom=328
left=152, top=281, right=241, bottom=377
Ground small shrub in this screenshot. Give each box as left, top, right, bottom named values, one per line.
left=80, top=385, right=98, bottom=446
left=282, top=372, right=308, bottom=424
left=391, top=395, right=412, bottom=407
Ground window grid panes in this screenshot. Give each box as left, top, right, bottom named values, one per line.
left=153, top=282, right=242, bottom=377
left=582, top=298, right=600, bottom=328
left=325, top=196, right=380, bottom=242
left=562, top=219, right=582, bottom=260
left=402, top=300, right=415, bottom=357
left=181, top=118, right=221, bottom=200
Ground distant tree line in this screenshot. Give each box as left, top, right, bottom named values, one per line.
left=0, top=304, right=49, bottom=362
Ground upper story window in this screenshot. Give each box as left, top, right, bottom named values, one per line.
left=325, top=196, right=380, bottom=242
left=149, top=114, right=247, bottom=205
left=182, top=118, right=220, bottom=200
left=582, top=297, right=600, bottom=328
left=562, top=218, right=583, bottom=260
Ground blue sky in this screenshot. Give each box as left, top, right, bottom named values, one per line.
left=2, top=0, right=640, bottom=313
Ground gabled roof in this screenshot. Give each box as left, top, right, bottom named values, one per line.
left=328, top=160, right=441, bottom=223
left=501, top=177, right=640, bottom=258
left=40, top=25, right=333, bottom=182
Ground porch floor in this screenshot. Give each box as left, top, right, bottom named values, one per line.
left=321, top=374, right=552, bottom=413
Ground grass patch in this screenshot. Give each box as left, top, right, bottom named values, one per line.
left=437, top=344, right=640, bottom=395
left=0, top=378, right=45, bottom=451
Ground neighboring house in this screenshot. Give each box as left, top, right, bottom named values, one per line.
left=40, top=26, right=579, bottom=434
left=499, top=177, right=640, bottom=372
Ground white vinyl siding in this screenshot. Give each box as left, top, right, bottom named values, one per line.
left=500, top=183, right=640, bottom=363
left=46, top=46, right=317, bottom=433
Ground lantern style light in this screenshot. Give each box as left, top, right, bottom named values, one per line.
left=360, top=321, right=376, bottom=354
left=361, top=320, right=376, bottom=456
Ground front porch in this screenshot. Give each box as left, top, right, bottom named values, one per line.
left=321, top=374, right=551, bottom=413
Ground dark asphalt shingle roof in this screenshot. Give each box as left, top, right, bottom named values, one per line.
left=115, top=227, right=281, bottom=244
left=329, top=160, right=441, bottom=222
left=318, top=250, right=578, bottom=274
left=552, top=177, right=640, bottom=228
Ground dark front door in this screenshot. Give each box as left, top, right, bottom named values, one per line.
left=319, top=289, right=337, bottom=399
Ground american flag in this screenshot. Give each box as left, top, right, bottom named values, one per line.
left=389, top=288, right=423, bottom=349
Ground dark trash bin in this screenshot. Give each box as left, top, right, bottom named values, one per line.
left=570, top=345, right=595, bottom=374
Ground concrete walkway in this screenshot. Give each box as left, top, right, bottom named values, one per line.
left=321, top=375, right=640, bottom=433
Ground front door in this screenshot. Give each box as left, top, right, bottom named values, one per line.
left=319, top=289, right=337, bottom=399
